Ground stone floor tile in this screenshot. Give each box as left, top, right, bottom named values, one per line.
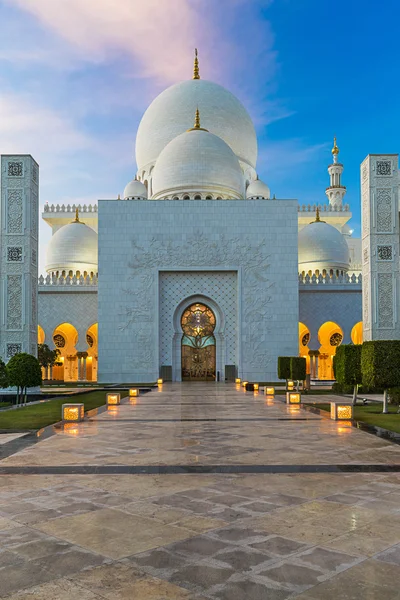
left=2, top=578, right=102, bottom=599
left=325, top=531, right=395, bottom=557
left=374, top=543, right=400, bottom=566
left=250, top=535, right=309, bottom=557
left=323, top=493, right=366, bottom=505
left=0, top=550, right=25, bottom=568
left=174, top=515, right=228, bottom=533
left=10, top=538, right=73, bottom=560
left=208, top=526, right=269, bottom=545
left=214, top=579, right=292, bottom=600
left=168, top=563, right=234, bottom=594
left=166, top=535, right=229, bottom=559
left=213, top=547, right=273, bottom=571
left=259, top=561, right=326, bottom=591
left=0, top=517, right=22, bottom=533
left=35, top=508, right=193, bottom=559
left=295, top=546, right=362, bottom=572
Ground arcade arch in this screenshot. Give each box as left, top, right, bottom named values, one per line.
left=351, top=321, right=363, bottom=345
left=317, top=321, right=343, bottom=380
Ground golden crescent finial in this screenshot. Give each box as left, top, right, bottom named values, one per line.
left=74, top=208, right=79, bottom=222
left=193, top=48, right=200, bottom=80
left=315, top=206, right=320, bottom=222
left=332, top=135, right=339, bottom=156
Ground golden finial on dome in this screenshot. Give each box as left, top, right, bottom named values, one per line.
left=332, top=136, right=339, bottom=156
left=315, top=206, right=320, bottom=222
left=193, top=48, right=200, bottom=80
left=187, top=107, right=208, bottom=132
left=74, top=208, right=80, bottom=223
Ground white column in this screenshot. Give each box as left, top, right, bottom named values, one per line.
left=0, top=156, right=39, bottom=363
left=361, top=155, right=399, bottom=340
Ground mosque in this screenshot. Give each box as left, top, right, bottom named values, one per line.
left=2, top=51, right=364, bottom=384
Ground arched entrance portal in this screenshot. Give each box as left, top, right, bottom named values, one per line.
left=181, top=303, right=216, bottom=381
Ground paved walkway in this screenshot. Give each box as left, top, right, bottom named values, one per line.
left=0, top=383, right=400, bottom=599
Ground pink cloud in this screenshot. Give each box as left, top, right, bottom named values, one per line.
left=8, top=0, right=207, bottom=84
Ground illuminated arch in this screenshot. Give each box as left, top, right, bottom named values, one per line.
left=85, top=323, right=98, bottom=381
left=299, top=322, right=311, bottom=374
left=52, top=322, right=79, bottom=381
left=38, top=325, right=45, bottom=344
left=351, top=322, right=363, bottom=345
left=317, top=321, right=343, bottom=380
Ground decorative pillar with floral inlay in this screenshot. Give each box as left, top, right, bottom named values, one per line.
left=0, top=155, right=39, bottom=363
left=361, top=155, right=400, bottom=340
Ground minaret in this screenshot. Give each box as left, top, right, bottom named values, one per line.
left=325, top=136, right=347, bottom=208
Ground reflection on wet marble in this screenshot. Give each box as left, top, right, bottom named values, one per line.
left=1, top=382, right=400, bottom=598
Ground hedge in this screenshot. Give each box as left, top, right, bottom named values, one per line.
left=335, top=344, right=362, bottom=386
left=362, top=340, right=400, bottom=389
left=277, top=356, right=291, bottom=380
left=290, top=357, right=306, bottom=381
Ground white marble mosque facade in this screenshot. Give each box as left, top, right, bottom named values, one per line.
left=1, top=56, right=381, bottom=383
left=97, top=199, right=299, bottom=383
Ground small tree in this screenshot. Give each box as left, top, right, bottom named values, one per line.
left=335, top=344, right=362, bottom=405
left=38, top=343, right=61, bottom=379
left=290, top=357, right=306, bottom=391
left=278, top=356, right=291, bottom=389
left=0, top=358, right=9, bottom=389
left=7, top=353, right=42, bottom=406
left=362, top=340, right=400, bottom=414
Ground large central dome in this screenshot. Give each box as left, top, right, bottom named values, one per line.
left=135, top=79, right=257, bottom=175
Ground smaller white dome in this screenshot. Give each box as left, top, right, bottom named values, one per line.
left=341, top=223, right=352, bottom=237
left=246, top=178, right=270, bottom=199
left=152, top=127, right=245, bottom=200
left=299, top=220, right=350, bottom=273
left=45, top=219, right=98, bottom=275
left=123, top=178, right=148, bottom=199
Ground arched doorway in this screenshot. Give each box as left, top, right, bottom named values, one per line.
left=299, top=322, right=311, bottom=374
left=318, top=321, right=343, bottom=380
left=351, top=322, right=363, bottom=345
left=181, top=303, right=216, bottom=381
left=52, top=323, right=79, bottom=382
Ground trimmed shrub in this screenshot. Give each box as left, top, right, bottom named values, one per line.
left=335, top=344, right=362, bottom=404
left=388, top=387, right=400, bottom=406
left=277, top=357, right=291, bottom=381
left=332, top=382, right=354, bottom=395
left=290, top=357, right=306, bottom=382
left=362, top=340, right=400, bottom=413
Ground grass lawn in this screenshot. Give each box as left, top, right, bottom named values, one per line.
left=313, top=403, right=400, bottom=434
left=0, top=402, right=12, bottom=409
left=0, top=390, right=124, bottom=431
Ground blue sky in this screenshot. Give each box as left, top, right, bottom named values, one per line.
left=0, top=0, right=399, bottom=272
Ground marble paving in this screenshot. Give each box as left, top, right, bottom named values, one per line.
left=0, top=383, right=400, bottom=598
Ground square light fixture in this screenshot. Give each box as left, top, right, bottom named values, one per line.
left=157, top=378, right=163, bottom=385
left=286, top=392, right=301, bottom=404
left=62, top=403, right=84, bottom=423
left=266, top=387, right=275, bottom=396
left=254, top=383, right=259, bottom=391
left=242, top=381, right=248, bottom=388
left=107, top=393, right=121, bottom=406
left=287, top=380, right=295, bottom=390
left=235, top=378, right=241, bottom=384
left=331, top=402, right=353, bottom=421
left=129, top=388, right=139, bottom=397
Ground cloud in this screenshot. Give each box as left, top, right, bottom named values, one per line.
left=0, top=92, right=92, bottom=161
left=7, top=0, right=204, bottom=84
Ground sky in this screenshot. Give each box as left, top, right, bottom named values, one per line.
left=1, top=0, right=399, bottom=273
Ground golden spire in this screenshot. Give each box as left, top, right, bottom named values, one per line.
left=187, top=107, right=208, bottom=132
left=74, top=208, right=80, bottom=223
left=194, top=107, right=201, bottom=129
left=332, top=136, right=339, bottom=157
left=315, top=206, right=320, bottom=222
left=193, top=48, right=200, bottom=80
